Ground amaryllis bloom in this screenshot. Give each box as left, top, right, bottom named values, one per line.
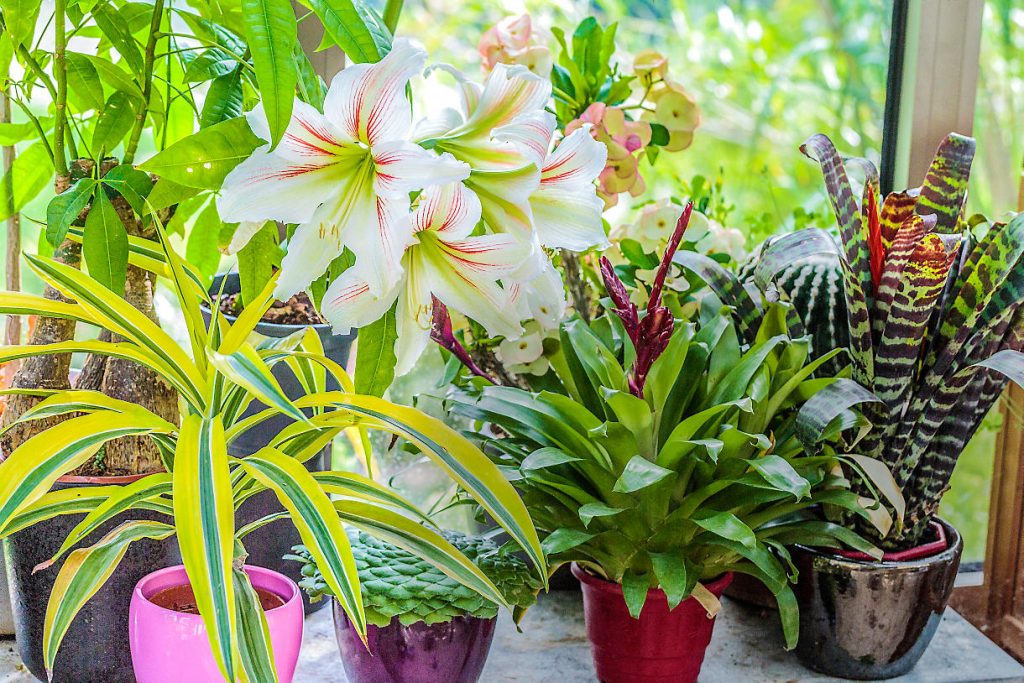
left=420, top=63, right=552, bottom=239
left=217, top=39, right=469, bottom=300
left=321, top=182, right=528, bottom=374
left=478, top=14, right=553, bottom=76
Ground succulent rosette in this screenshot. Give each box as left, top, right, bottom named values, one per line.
left=290, top=531, right=540, bottom=626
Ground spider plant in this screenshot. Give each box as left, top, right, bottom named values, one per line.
left=0, top=230, right=544, bottom=682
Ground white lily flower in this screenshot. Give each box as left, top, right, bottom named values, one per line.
left=529, top=125, right=609, bottom=252
left=509, top=254, right=567, bottom=330
left=421, top=63, right=553, bottom=240
left=321, top=182, right=528, bottom=374
left=217, top=39, right=470, bottom=300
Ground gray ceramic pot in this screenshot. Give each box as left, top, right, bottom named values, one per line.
left=5, top=475, right=180, bottom=683
left=1, top=543, right=14, bottom=635
left=203, top=273, right=355, bottom=614
left=792, top=517, right=963, bottom=680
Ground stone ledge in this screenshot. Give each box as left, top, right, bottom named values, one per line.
left=3, top=592, right=1023, bottom=682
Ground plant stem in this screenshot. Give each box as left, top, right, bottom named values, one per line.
left=53, top=0, right=69, bottom=176
left=9, top=93, right=55, bottom=165
left=124, top=0, right=165, bottom=165
left=382, top=0, right=404, bottom=33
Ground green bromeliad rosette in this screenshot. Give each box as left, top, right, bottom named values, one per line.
left=435, top=202, right=897, bottom=683
left=290, top=531, right=539, bottom=683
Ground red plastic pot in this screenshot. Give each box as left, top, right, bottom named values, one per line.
left=571, top=563, right=732, bottom=683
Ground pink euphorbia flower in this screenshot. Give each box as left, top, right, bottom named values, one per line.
left=217, top=40, right=469, bottom=302
left=566, top=103, right=651, bottom=208
left=321, top=182, right=528, bottom=375
left=478, top=14, right=552, bottom=76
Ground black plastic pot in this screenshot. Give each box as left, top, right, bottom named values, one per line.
left=792, top=517, right=963, bottom=680
left=203, top=273, right=355, bottom=614
left=5, top=475, right=180, bottom=683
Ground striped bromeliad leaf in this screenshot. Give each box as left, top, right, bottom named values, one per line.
left=173, top=414, right=239, bottom=682
left=236, top=448, right=365, bottom=638
left=42, top=520, right=177, bottom=676
left=294, top=393, right=547, bottom=579
left=0, top=412, right=176, bottom=535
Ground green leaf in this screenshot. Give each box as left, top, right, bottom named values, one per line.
left=80, top=53, right=144, bottom=100
left=310, top=0, right=392, bottom=64
left=541, top=528, right=594, bottom=555
left=0, top=140, right=53, bottom=222
left=64, top=52, right=106, bottom=111
left=694, top=511, right=757, bottom=548
left=747, top=455, right=811, bottom=501
left=795, top=378, right=880, bottom=450
left=140, top=117, right=262, bottom=189
left=0, top=121, right=37, bottom=145
left=146, top=177, right=202, bottom=212
left=46, top=179, right=96, bottom=246
left=649, top=123, right=670, bottom=146
left=522, top=447, right=581, bottom=471
left=237, top=221, right=281, bottom=305
left=0, top=0, right=40, bottom=47
left=242, top=0, right=298, bottom=148
left=184, top=47, right=238, bottom=83
left=92, top=3, right=145, bottom=75
left=621, top=570, right=649, bottom=619
left=201, top=68, right=245, bottom=128
left=186, top=202, right=222, bottom=282
left=649, top=550, right=690, bottom=609
left=233, top=568, right=277, bottom=682
left=354, top=303, right=397, bottom=397
left=82, top=189, right=129, bottom=295
left=92, top=91, right=137, bottom=154
left=613, top=455, right=674, bottom=494
left=101, top=165, right=153, bottom=215
left=578, top=502, right=625, bottom=527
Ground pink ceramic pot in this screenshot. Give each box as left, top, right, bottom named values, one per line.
left=129, top=565, right=303, bottom=682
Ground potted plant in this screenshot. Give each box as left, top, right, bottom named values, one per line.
left=706, top=132, right=1024, bottom=678
left=445, top=205, right=895, bottom=683
left=0, top=228, right=546, bottom=682
left=288, top=530, right=539, bottom=683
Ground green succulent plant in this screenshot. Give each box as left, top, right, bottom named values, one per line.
left=445, top=204, right=894, bottom=649
left=290, top=530, right=540, bottom=627
left=685, top=132, right=1024, bottom=550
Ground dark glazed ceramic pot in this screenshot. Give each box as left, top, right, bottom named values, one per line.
left=203, top=272, right=355, bottom=614
left=332, top=599, right=497, bottom=683
left=792, top=517, right=963, bottom=680
left=572, top=563, right=732, bottom=683
left=5, top=474, right=181, bottom=683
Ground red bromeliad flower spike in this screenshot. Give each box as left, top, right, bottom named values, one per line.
left=429, top=296, right=497, bottom=383
left=602, top=202, right=694, bottom=397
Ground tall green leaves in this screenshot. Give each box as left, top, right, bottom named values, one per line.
left=242, top=0, right=298, bottom=148
left=140, top=117, right=263, bottom=190
left=82, top=189, right=129, bottom=295
left=310, top=0, right=393, bottom=64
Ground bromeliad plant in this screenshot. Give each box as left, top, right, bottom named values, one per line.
left=446, top=205, right=894, bottom=648
left=0, top=234, right=545, bottom=681
left=694, top=132, right=1024, bottom=549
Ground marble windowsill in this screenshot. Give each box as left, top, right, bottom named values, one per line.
left=2, top=592, right=1023, bottom=682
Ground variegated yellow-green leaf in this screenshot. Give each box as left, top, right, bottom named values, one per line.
left=237, top=448, right=366, bottom=638
left=42, top=520, right=176, bottom=675
left=2, top=486, right=131, bottom=538
left=296, top=393, right=546, bottom=579
left=43, top=474, right=173, bottom=569
left=314, top=471, right=435, bottom=525
left=234, top=567, right=278, bottom=683
left=0, top=291, right=98, bottom=323
left=173, top=414, right=238, bottom=681
left=0, top=412, right=176, bottom=535
left=12, top=390, right=167, bottom=429
left=333, top=499, right=512, bottom=612
left=212, top=344, right=311, bottom=427
left=218, top=273, right=280, bottom=355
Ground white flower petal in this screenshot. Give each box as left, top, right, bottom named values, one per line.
left=324, top=38, right=426, bottom=146
left=373, top=140, right=470, bottom=196
left=412, top=182, right=482, bottom=240
left=457, top=63, right=551, bottom=137
left=492, top=110, right=556, bottom=168
left=412, top=107, right=465, bottom=141
left=320, top=267, right=402, bottom=335
left=217, top=145, right=347, bottom=224
left=423, top=63, right=482, bottom=116
left=226, top=220, right=267, bottom=255
left=394, top=256, right=434, bottom=376
left=510, top=256, right=566, bottom=329
left=541, top=126, right=608, bottom=189
left=465, top=164, right=539, bottom=240
left=530, top=185, right=608, bottom=251
left=246, top=100, right=357, bottom=162
left=274, top=218, right=347, bottom=301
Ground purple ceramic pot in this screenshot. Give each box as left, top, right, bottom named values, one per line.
left=332, top=598, right=497, bottom=683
